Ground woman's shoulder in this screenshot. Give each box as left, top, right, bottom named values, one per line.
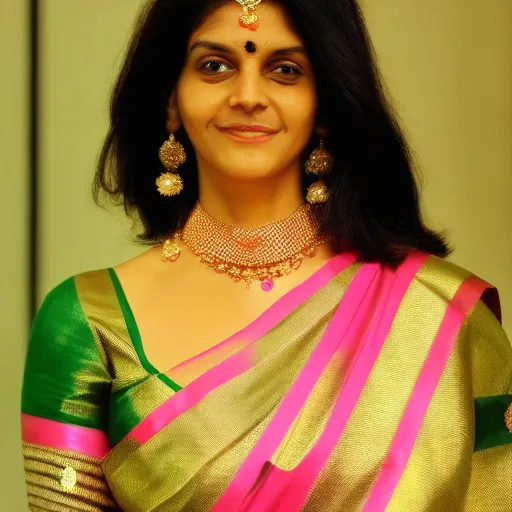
left=393, top=251, right=503, bottom=332
left=38, top=267, right=112, bottom=313
left=40, top=244, right=159, bottom=310
left=415, top=252, right=479, bottom=282
left=411, top=252, right=498, bottom=304
left=33, top=246, right=159, bottom=339
left=31, top=268, right=112, bottom=348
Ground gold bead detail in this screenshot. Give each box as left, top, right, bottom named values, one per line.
left=305, top=139, right=333, bottom=176
left=159, top=133, right=186, bottom=170
left=505, top=401, right=512, bottom=433
left=59, top=466, right=77, bottom=491
left=306, top=181, right=329, bottom=204
left=156, top=172, right=183, bottom=197
left=161, top=234, right=182, bottom=261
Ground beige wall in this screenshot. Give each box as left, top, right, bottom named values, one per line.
left=0, top=1, right=29, bottom=510
left=363, top=0, right=512, bottom=335
left=3, top=0, right=511, bottom=507
left=38, top=0, right=145, bottom=299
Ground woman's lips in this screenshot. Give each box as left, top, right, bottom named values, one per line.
left=218, top=128, right=276, bottom=143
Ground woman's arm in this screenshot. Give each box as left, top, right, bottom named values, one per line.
left=21, top=276, right=120, bottom=511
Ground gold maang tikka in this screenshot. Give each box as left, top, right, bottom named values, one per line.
left=305, top=132, right=334, bottom=204
left=235, top=0, right=263, bottom=31
left=156, top=133, right=187, bottom=196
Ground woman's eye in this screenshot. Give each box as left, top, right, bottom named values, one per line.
left=273, top=65, right=303, bottom=77
left=200, top=60, right=231, bottom=74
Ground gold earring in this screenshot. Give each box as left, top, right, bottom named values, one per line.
left=305, top=135, right=333, bottom=204
left=156, top=133, right=186, bottom=196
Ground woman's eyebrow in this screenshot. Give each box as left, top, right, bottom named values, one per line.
left=188, top=40, right=308, bottom=57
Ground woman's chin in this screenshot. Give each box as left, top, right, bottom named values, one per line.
left=216, top=167, right=279, bottom=182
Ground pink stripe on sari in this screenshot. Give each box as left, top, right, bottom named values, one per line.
left=213, top=259, right=386, bottom=511
left=126, top=252, right=358, bottom=446
left=233, top=251, right=430, bottom=511
left=21, top=413, right=110, bottom=459
left=362, top=274, right=494, bottom=511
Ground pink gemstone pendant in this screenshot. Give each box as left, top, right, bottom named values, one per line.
left=261, top=278, right=274, bottom=292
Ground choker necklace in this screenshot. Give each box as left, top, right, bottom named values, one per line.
left=161, top=202, right=329, bottom=291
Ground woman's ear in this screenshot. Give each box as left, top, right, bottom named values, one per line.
left=166, top=89, right=182, bottom=133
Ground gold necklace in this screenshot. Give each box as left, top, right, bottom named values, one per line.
left=161, top=202, right=329, bottom=291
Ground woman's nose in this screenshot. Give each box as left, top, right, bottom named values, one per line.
left=228, top=67, right=270, bottom=112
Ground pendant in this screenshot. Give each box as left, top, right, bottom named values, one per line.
left=239, top=6, right=259, bottom=30
left=260, top=278, right=274, bottom=292
left=161, top=235, right=182, bottom=262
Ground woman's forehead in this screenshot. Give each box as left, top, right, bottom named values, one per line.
left=188, top=1, right=305, bottom=51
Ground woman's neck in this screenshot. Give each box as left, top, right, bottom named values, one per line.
left=197, top=168, right=305, bottom=227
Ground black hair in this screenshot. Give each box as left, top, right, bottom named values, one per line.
left=94, top=0, right=453, bottom=267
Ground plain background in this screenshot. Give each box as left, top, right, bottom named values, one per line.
left=2, top=1, right=511, bottom=509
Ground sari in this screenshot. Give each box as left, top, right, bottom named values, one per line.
left=21, top=250, right=512, bottom=511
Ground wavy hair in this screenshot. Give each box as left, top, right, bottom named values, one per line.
left=94, top=0, right=452, bottom=266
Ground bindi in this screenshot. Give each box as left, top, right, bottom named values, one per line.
left=244, top=41, right=257, bottom=53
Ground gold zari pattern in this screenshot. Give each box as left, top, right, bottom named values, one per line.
left=23, top=442, right=120, bottom=511
left=60, top=466, right=77, bottom=490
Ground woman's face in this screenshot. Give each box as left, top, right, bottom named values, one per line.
left=168, top=0, right=319, bottom=182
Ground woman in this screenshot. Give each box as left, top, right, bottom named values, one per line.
left=21, top=0, right=512, bottom=510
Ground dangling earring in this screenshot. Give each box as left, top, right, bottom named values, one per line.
left=156, top=133, right=186, bottom=196
left=305, top=134, right=333, bottom=204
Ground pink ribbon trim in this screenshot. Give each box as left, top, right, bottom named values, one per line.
left=21, top=413, right=110, bottom=459
left=362, top=274, right=494, bottom=511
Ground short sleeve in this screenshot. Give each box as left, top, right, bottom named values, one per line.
left=21, top=276, right=120, bottom=510
left=464, top=297, right=512, bottom=510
